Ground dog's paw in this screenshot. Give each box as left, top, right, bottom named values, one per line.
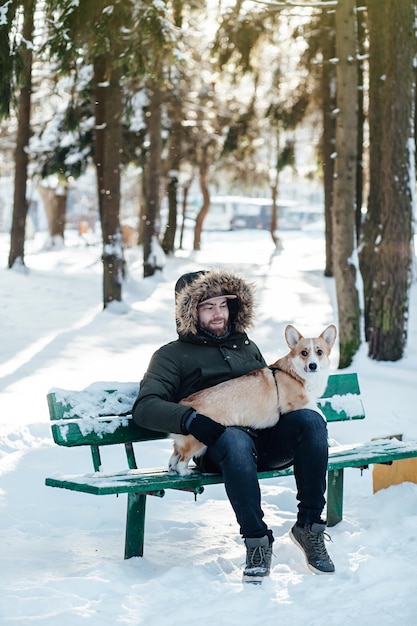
left=176, top=461, right=193, bottom=476
left=168, top=452, right=180, bottom=474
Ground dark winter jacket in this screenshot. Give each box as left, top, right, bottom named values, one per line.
left=132, top=269, right=267, bottom=434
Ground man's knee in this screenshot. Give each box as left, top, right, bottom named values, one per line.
left=281, top=409, right=327, bottom=436
left=219, top=426, right=256, bottom=448
left=213, top=426, right=257, bottom=462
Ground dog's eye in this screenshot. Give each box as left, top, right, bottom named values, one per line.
left=317, top=349, right=323, bottom=356
left=301, top=350, right=308, bottom=357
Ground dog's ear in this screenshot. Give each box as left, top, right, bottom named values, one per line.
left=321, top=325, right=337, bottom=348
left=285, top=325, right=302, bottom=348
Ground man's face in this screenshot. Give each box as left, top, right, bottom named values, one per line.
left=197, top=296, right=230, bottom=336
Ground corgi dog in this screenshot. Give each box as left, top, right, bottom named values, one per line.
left=168, top=324, right=337, bottom=475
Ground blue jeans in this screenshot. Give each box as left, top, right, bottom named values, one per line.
left=196, top=409, right=328, bottom=540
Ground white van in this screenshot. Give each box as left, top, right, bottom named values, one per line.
left=202, top=196, right=237, bottom=231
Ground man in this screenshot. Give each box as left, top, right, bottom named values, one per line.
left=132, top=268, right=334, bottom=583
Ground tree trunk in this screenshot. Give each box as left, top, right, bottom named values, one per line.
left=179, top=175, right=194, bottom=250
left=320, top=7, right=336, bottom=277
left=8, top=0, right=34, bottom=268
left=359, top=0, right=385, bottom=342
left=270, top=179, right=279, bottom=248
left=359, top=0, right=414, bottom=361
left=143, top=81, right=164, bottom=277
left=162, top=107, right=182, bottom=255
left=332, top=0, right=361, bottom=367
left=193, top=144, right=209, bottom=251
left=53, top=189, right=67, bottom=239
left=93, top=57, right=124, bottom=305
left=162, top=171, right=178, bottom=254
left=355, top=2, right=366, bottom=245
left=161, top=0, right=184, bottom=255
left=269, top=127, right=280, bottom=248
left=38, top=183, right=67, bottom=245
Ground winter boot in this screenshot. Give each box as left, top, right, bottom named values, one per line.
left=290, top=522, right=335, bottom=574
left=242, top=535, right=273, bottom=584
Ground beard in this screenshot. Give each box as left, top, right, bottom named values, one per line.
left=199, top=319, right=230, bottom=337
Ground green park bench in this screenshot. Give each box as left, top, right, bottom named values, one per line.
left=45, top=373, right=417, bottom=559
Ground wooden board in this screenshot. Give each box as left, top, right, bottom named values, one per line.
left=373, top=457, right=417, bottom=493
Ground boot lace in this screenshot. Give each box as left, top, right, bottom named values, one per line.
left=247, top=544, right=272, bottom=568
left=307, top=528, right=332, bottom=558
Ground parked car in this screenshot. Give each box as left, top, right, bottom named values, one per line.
left=203, top=196, right=278, bottom=230
left=230, top=198, right=273, bottom=229
left=205, top=196, right=295, bottom=231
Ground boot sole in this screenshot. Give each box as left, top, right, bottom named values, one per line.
left=242, top=574, right=267, bottom=585
left=242, top=566, right=271, bottom=584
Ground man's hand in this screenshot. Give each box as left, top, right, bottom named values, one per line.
left=185, top=412, right=226, bottom=447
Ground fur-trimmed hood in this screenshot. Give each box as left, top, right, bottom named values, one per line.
left=175, top=269, right=256, bottom=337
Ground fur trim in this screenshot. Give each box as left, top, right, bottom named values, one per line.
left=175, top=269, right=256, bottom=336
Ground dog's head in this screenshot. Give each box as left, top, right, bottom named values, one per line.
left=285, top=324, right=337, bottom=378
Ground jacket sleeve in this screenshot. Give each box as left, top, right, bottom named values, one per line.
left=132, top=345, right=192, bottom=435
left=255, top=343, right=267, bottom=368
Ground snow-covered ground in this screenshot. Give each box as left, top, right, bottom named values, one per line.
left=1, top=225, right=417, bottom=625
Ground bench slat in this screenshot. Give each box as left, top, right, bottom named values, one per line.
left=49, top=415, right=167, bottom=447
left=328, top=438, right=417, bottom=468
left=45, top=466, right=297, bottom=495
left=45, top=438, right=417, bottom=497
left=47, top=383, right=138, bottom=419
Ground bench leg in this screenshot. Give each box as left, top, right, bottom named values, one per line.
left=125, top=493, right=147, bottom=559
left=326, top=469, right=344, bottom=527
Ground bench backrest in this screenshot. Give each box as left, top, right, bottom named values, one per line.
left=318, top=372, right=364, bottom=422
left=48, top=372, right=364, bottom=451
